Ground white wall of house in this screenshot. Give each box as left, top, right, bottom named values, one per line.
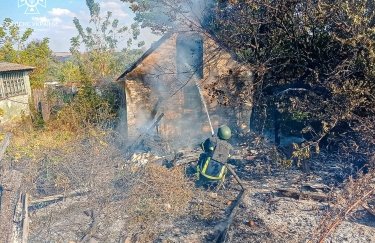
left=0, top=71, right=32, bottom=124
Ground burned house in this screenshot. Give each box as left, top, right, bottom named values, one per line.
left=117, top=31, right=253, bottom=143
left=0, top=62, right=34, bottom=124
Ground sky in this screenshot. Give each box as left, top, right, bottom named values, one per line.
left=0, top=0, right=159, bottom=52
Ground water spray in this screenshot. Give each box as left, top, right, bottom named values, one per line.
left=195, top=80, right=215, bottom=136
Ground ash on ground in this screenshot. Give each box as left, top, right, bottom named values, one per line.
left=23, top=133, right=375, bottom=243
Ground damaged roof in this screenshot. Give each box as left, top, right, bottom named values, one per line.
left=0, top=62, right=35, bottom=72
left=117, top=32, right=173, bottom=81
left=116, top=31, right=245, bottom=82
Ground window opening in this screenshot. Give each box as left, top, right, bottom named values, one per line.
left=0, top=71, right=27, bottom=99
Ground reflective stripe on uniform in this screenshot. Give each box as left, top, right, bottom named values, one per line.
left=199, top=157, right=227, bottom=180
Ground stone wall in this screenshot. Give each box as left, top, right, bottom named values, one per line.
left=32, top=89, right=52, bottom=122
left=201, top=37, right=253, bottom=133
left=123, top=32, right=253, bottom=141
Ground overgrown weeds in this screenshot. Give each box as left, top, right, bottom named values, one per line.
left=48, top=84, right=120, bottom=132
left=5, top=80, right=121, bottom=167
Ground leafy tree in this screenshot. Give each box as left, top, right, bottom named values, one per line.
left=0, top=18, right=52, bottom=88
left=55, top=60, right=82, bottom=84
left=0, top=18, right=33, bottom=62
left=120, top=0, right=213, bottom=33
left=120, top=0, right=177, bottom=33
left=207, top=0, right=375, bottom=153
left=21, top=38, right=52, bottom=88
left=70, top=0, right=144, bottom=83
left=124, top=0, right=375, bottom=163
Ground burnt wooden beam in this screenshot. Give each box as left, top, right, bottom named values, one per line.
left=276, top=188, right=329, bottom=202
left=226, top=164, right=245, bottom=191
left=12, top=192, right=30, bottom=243
left=213, top=189, right=248, bottom=243
left=210, top=161, right=247, bottom=242
left=125, top=113, right=165, bottom=156
left=22, top=193, right=30, bottom=243
left=29, top=188, right=91, bottom=206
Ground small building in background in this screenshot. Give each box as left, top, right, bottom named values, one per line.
left=117, top=31, right=253, bottom=144
left=0, top=62, right=34, bottom=124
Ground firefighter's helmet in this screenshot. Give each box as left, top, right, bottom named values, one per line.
left=217, top=125, right=231, bottom=140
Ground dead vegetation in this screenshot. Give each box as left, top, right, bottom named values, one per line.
left=0, top=123, right=197, bottom=242
left=1, top=123, right=374, bottom=242
left=1, top=93, right=374, bottom=243
left=312, top=168, right=375, bottom=242
left=119, top=163, right=195, bottom=241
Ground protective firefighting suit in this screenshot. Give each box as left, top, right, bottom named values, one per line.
left=196, top=125, right=232, bottom=182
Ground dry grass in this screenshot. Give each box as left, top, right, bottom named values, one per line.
left=4, top=121, right=119, bottom=194
left=311, top=167, right=375, bottom=242
left=118, top=163, right=195, bottom=240
left=4, top=123, right=199, bottom=242
left=127, top=164, right=194, bottom=221
left=8, top=127, right=76, bottom=162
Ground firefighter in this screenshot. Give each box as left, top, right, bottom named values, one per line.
left=196, top=125, right=233, bottom=186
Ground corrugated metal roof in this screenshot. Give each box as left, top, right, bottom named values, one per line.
left=0, top=62, right=35, bottom=72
